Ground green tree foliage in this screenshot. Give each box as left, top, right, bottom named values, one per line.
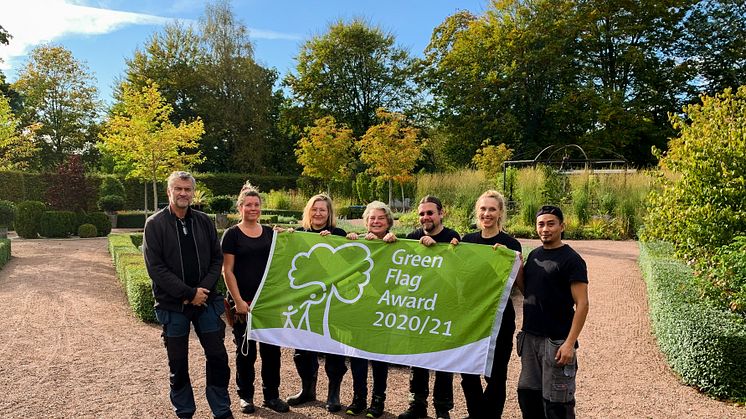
left=359, top=109, right=421, bottom=206
left=295, top=116, right=354, bottom=195
left=420, top=0, right=691, bottom=166
left=643, top=86, right=746, bottom=257
left=121, top=1, right=281, bottom=173
left=0, top=24, right=10, bottom=46
left=12, top=45, right=99, bottom=169
left=0, top=94, right=39, bottom=169
left=677, top=0, right=746, bottom=96
left=99, top=80, right=204, bottom=211
left=472, top=140, right=513, bottom=180
left=285, top=18, right=414, bottom=138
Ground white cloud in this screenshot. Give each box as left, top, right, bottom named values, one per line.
left=0, top=0, right=170, bottom=70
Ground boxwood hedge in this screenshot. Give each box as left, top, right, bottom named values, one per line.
left=639, top=242, right=746, bottom=401
left=0, top=238, right=10, bottom=269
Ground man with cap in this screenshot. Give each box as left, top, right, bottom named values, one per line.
left=515, top=205, right=589, bottom=419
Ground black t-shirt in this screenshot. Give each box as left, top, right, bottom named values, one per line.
left=221, top=224, right=274, bottom=302
left=297, top=226, right=347, bottom=237
left=522, top=244, right=588, bottom=340
left=406, top=226, right=461, bottom=243
left=175, top=210, right=200, bottom=287
left=462, top=231, right=522, bottom=335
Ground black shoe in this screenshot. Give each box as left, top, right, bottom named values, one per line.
left=398, top=403, right=427, bottom=419
left=326, top=378, right=342, bottom=412
left=366, top=394, right=385, bottom=418
left=287, top=376, right=317, bottom=406
left=239, top=398, right=255, bottom=414
left=346, top=394, right=367, bottom=415
left=263, top=398, right=290, bottom=413
left=435, top=409, right=451, bottom=419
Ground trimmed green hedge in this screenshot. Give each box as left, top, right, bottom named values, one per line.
left=0, top=239, right=10, bottom=269
left=39, top=211, right=75, bottom=238
left=639, top=242, right=746, bottom=401
left=108, top=233, right=227, bottom=323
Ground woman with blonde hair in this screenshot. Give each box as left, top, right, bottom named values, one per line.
left=456, top=189, right=522, bottom=418
left=286, top=194, right=349, bottom=412
left=221, top=184, right=289, bottom=414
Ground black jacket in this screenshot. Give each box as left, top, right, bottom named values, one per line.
left=143, top=206, right=223, bottom=312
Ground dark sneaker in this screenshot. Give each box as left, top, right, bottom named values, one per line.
left=366, top=394, right=385, bottom=418
left=346, top=394, right=367, bottom=415
left=239, top=398, right=255, bottom=414
left=435, top=409, right=451, bottom=419
left=263, top=398, right=290, bottom=413
left=398, top=403, right=427, bottom=419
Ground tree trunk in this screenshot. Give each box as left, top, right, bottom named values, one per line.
left=143, top=182, right=149, bottom=219
left=400, top=182, right=405, bottom=212
left=152, top=180, right=159, bottom=212
left=388, top=179, right=393, bottom=208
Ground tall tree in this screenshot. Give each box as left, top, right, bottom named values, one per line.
left=359, top=109, right=421, bottom=207
left=0, top=94, right=39, bottom=169
left=677, top=0, right=746, bottom=96
left=13, top=45, right=99, bottom=169
left=99, top=81, right=204, bottom=212
left=120, top=1, right=278, bottom=173
left=295, top=116, right=355, bottom=195
left=285, top=18, right=415, bottom=138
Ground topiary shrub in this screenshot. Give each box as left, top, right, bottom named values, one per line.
left=85, top=211, right=112, bottom=236
left=97, top=195, right=125, bottom=213
left=0, top=238, right=10, bottom=269
left=39, top=211, right=75, bottom=238
left=14, top=201, right=47, bottom=239
left=207, top=195, right=234, bottom=214
left=0, top=200, right=15, bottom=228
left=78, top=223, right=98, bottom=238
left=99, top=176, right=125, bottom=197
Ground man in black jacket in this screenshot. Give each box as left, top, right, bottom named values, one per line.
left=143, top=171, right=233, bottom=419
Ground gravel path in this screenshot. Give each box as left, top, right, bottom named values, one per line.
left=0, top=237, right=743, bottom=418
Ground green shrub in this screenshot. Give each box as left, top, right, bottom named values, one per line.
left=516, top=167, right=544, bottom=226
left=260, top=214, right=279, bottom=224
left=208, top=195, right=234, bottom=214
left=85, top=211, right=112, bottom=236
left=639, top=241, right=746, bottom=401
left=78, top=223, right=98, bottom=238
left=117, top=211, right=147, bottom=228
left=0, top=238, right=10, bottom=269
left=39, top=211, right=75, bottom=238
left=99, top=176, right=125, bottom=197
left=0, top=200, right=15, bottom=228
left=126, top=265, right=156, bottom=322
left=97, top=195, right=125, bottom=213
left=14, top=201, right=46, bottom=239
left=262, top=209, right=303, bottom=219
left=698, top=236, right=746, bottom=315
left=643, top=87, right=746, bottom=258
left=265, top=190, right=292, bottom=210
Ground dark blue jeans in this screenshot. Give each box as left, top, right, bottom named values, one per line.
left=156, top=299, right=232, bottom=419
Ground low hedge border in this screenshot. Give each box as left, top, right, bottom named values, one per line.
left=109, top=233, right=227, bottom=323
left=639, top=241, right=746, bottom=401
left=0, top=239, right=10, bottom=270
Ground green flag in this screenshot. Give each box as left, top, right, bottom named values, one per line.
left=249, top=231, right=520, bottom=375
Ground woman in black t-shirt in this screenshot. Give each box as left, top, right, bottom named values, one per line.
left=285, top=194, right=348, bottom=412
left=221, top=185, right=289, bottom=414
left=454, top=190, right=522, bottom=419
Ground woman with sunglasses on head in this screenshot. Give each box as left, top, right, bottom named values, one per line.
left=221, top=184, right=290, bottom=414
left=285, top=194, right=349, bottom=412
left=344, top=200, right=397, bottom=418
left=454, top=190, right=522, bottom=418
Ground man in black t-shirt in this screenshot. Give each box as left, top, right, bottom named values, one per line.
left=398, top=196, right=460, bottom=419
left=516, top=206, right=589, bottom=419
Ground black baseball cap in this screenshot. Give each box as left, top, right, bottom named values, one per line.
left=536, top=205, right=564, bottom=222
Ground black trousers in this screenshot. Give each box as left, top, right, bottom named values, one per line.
left=461, top=324, right=514, bottom=418
left=293, top=349, right=347, bottom=382
left=409, top=367, right=453, bottom=411
left=350, top=358, right=389, bottom=398
left=232, top=320, right=281, bottom=401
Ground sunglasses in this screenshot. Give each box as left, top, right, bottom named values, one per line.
left=418, top=210, right=436, bottom=217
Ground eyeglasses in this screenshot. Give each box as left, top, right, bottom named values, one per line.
left=418, top=210, right=436, bottom=217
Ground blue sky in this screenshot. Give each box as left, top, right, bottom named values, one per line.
left=1, top=0, right=489, bottom=104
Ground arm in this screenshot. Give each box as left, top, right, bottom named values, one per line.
left=143, top=220, right=196, bottom=303
left=223, top=253, right=249, bottom=314
left=555, top=281, right=589, bottom=365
